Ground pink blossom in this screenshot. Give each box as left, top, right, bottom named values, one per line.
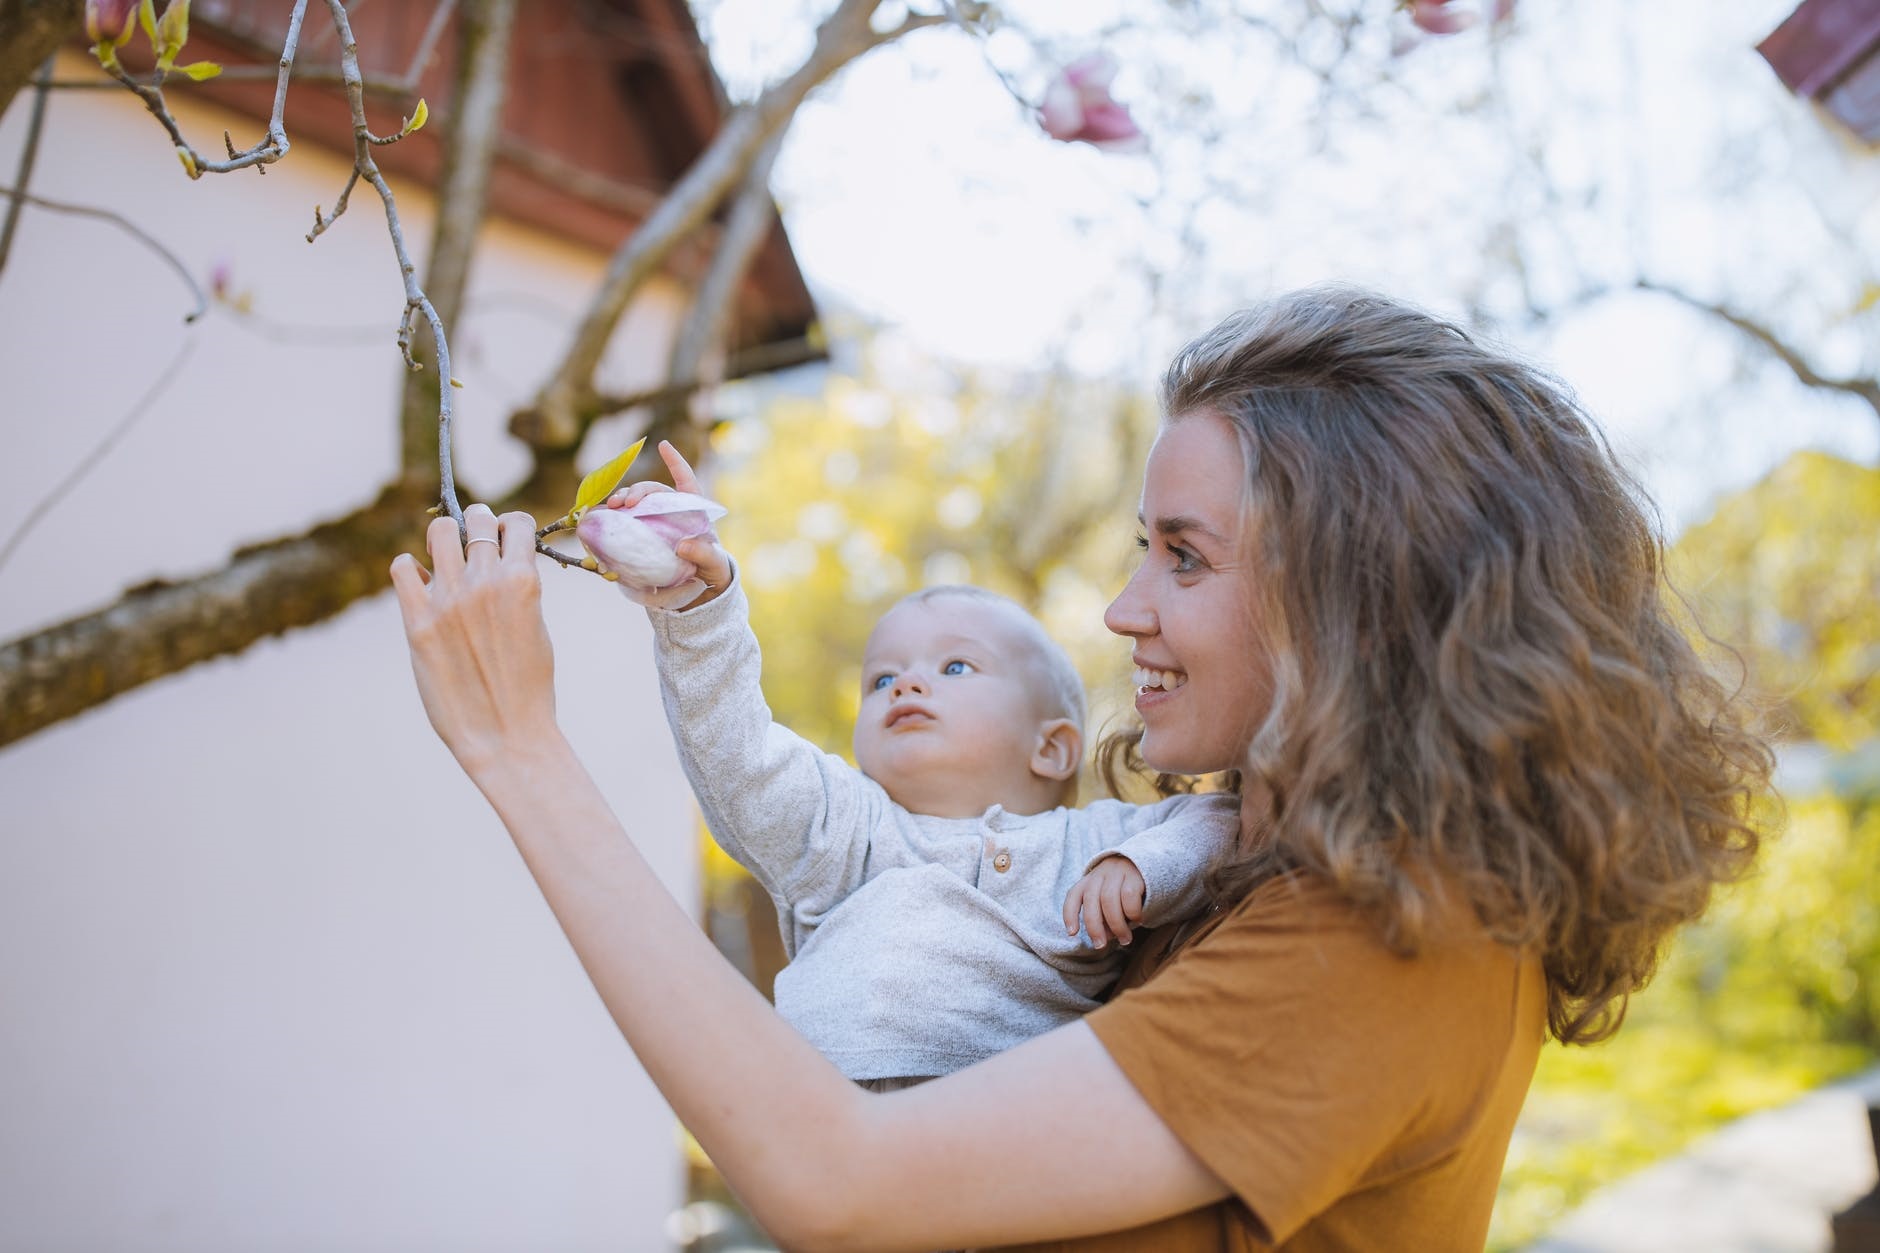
left=1406, top=0, right=1515, bottom=35
left=1038, top=55, right=1144, bottom=152
left=575, top=491, right=726, bottom=609
left=85, top=0, right=137, bottom=44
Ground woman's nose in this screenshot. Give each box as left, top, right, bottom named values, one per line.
left=1105, top=571, right=1154, bottom=639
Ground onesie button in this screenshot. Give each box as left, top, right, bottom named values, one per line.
left=993, top=851, right=1013, bottom=873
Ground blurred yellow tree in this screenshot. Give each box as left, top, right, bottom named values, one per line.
left=1670, top=451, right=1880, bottom=749
left=706, top=344, right=1160, bottom=763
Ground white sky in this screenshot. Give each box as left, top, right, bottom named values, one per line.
left=693, top=0, right=1880, bottom=534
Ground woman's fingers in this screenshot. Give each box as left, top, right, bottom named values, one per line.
left=1062, top=882, right=1085, bottom=937
left=499, top=510, right=537, bottom=561
left=389, top=552, right=431, bottom=622
left=427, top=514, right=467, bottom=585
left=464, top=504, right=501, bottom=568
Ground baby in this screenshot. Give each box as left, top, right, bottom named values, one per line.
left=605, top=444, right=1239, bottom=1090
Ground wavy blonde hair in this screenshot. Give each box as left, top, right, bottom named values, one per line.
left=1101, top=287, right=1773, bottom=1044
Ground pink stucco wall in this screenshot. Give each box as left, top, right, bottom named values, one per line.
left=1, top=52, right=703, bottom=1251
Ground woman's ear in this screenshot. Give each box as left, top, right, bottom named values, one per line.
left=1029, top=718, right=1084, bottom=782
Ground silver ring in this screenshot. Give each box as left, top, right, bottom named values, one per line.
left=465, top=536, right=500, bottom=549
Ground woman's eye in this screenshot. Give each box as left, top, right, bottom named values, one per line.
left=1169, top=546, right=1200, bottom=573
left=941, top=660, right=971, bottom=676
left=1133, top=533, right=1149, bottom=551
left=870, top=673, right=893, bottom=691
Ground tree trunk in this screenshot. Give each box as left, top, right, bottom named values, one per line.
left=0, top=0, right=79, bottom=121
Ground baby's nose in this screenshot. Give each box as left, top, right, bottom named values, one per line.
left=893, top=672, right=929, bottom=697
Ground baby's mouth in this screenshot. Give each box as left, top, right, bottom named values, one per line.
left=1132, top=666, right=1187, bottom=693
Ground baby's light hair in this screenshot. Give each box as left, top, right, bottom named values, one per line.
left=894, top=585, right=1087, bottom=734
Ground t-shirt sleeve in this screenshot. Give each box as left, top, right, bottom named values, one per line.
left=1083, top=874, right=1508, bottom=1245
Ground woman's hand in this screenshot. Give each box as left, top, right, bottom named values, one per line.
left=390, top=503, right=560, bottom=775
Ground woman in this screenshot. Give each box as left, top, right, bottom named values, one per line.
left=391, top=287, right=1770, bottom=1250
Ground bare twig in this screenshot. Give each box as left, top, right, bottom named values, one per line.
left=53, top=0, right=455, bottom=98
left=1637, top=280, right=1880, bottom=423
left=586, top=335, right=826, bottom=421
left=0, top=57, right=55, bottom=279
left=515, top=0, right=946, bottom=452
left=309, top=0, right=464, bottom=531
left=655, top=129, right=788, bottom=437
left=0, top=338, right=200, bottom=580
left=399, top=0, right=515, bottom=486
left=100, top=0, right=310, bottom=177
left=0, top=186, right=206, bottom=320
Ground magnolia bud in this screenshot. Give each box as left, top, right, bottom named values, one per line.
left=85, top=0, right=138, bottom=45
left=1038, top=54, right=1145, bottom=152
left=575, top=491, right=726, bottom=607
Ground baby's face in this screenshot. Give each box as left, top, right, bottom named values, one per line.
left=853, top=597, right=1061, bottom=818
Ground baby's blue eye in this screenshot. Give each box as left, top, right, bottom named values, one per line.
left=870, top=673, right=894, bottom=691
left=941, top=660, right=971, bottom=676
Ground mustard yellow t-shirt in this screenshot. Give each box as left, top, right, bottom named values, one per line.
left=997, top=872, right=1545, bottom=1252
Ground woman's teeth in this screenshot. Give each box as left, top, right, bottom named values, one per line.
left=1132, top=666, right=1187, bottom=692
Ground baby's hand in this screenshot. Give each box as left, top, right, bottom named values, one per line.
left=1063, top=855, right=1146, bottom=949
left=605, top=440, right=732, bottom=607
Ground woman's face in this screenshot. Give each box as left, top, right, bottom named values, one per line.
left=1105, top=412, right=1273, bottom=776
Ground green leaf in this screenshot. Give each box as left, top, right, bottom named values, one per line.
left=572, top=437, right=648, bottom=515
left=401, top=98, right=429, bottom=137
left=138, top=0, right=158, bottom=44
left=154, top=0, right=189, bottom=69
left=179, top=60, right=221, bottom=81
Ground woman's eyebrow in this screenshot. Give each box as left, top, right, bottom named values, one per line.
left=1151, top=514, right=1226, bottom=542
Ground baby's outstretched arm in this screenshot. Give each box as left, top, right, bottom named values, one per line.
left=1063, top=855, right=1147, bottom=949
left=621, top=444, right=885, bottom=936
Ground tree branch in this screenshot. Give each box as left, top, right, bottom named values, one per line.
left=307, top=0, right=463, bottom=529
left=0, top=0, right=80, bottom=119
left=511, top=0, right=946, bottom=453
left=0, top=185, right=206, bottom=319
left=0, top=483, right=428, bottom=749
left=0, top=337, right=199, bottom=579
left=0, top=56, right=53, bottom=278
left=649, top=128, right=787, bottom=460
left=99, top=0, right=309, bottom=177
left=398, top=0, right=515, bottom=487
left=1638, top=280, right=1880, bottom=423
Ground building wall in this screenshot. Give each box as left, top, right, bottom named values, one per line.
left=0, top=54, right=700, bottom=1251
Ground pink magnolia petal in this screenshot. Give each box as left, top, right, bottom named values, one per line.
left=1062, top=53, right=1117, bottom=92
left=1074, top=100, right=1142, bottom=145
left=1039, top=80, right=1087, bottom=141
left=575, top=510, right=692, bottom=588
left=1411, top=0, right=1476, bottom=34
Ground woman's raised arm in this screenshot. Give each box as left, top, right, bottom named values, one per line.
left=390, top=507, right=1228, bottom=1252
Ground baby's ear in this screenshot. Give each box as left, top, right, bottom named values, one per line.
left=1029, top=717, right=1083, bottom=783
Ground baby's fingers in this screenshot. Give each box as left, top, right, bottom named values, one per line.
left=1100, top=876, right=1133, bottom=947
left=1062, top=881, right=1086, bottom=937
left=658, top=440, right=704, bottom=494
